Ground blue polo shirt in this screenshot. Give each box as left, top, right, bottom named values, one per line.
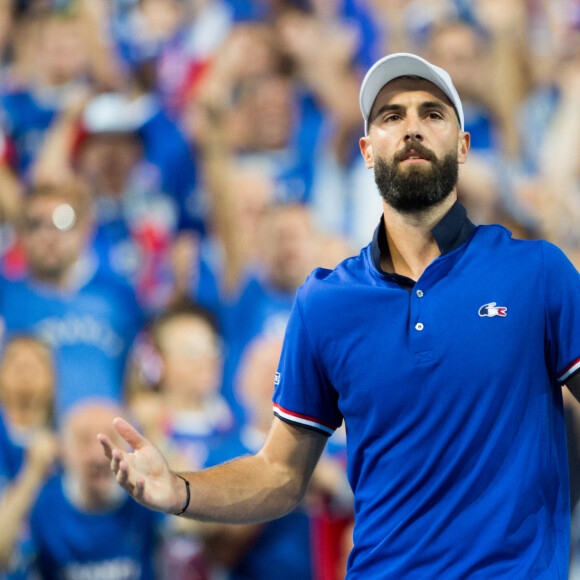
left=273, top=202, right=580, bottom=579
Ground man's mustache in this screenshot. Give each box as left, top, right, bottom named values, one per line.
left=394, top=142, right=436, bottom=163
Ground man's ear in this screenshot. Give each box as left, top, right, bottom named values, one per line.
left=457, top=131, right=470, bottom=165
left=359, top=136, right=375, bottom=168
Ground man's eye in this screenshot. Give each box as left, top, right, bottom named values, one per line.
left=384, top=115, right=400, bottom=122
left=428, top=112, right=443, bottom=120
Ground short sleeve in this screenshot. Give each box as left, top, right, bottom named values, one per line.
left=272, top=295, right=342, bottom=436
left=543, top=241, right=580, bottom=383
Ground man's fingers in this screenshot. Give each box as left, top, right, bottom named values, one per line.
left=115, top=461, right=146, bottom=502
left=101, top=419, right=154, bottom=509
left=97, top=433, right=114, bottom=460
left=99, top=422, right=151, bottom=508
left=112, top=417, right=148, bottom=451
left=111, top=448, right=124, bottom=474
left=135, top=478, right=146, bottom=501
left=116, top=458, right=129, bottom=486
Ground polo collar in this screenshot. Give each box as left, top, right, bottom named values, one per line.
left=371, top=201, right=475, bottom=276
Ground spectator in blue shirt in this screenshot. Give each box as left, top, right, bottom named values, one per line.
left=0, top=335, right=58, bottom=579
left=128, top=301, right=234, bottom=579
left=0, top=180, right=143, bottom=418
left=30, top=399, right=160, bottom=580
left=32, top=90, right=200, bottom=312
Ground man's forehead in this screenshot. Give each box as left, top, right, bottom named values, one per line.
left=370, top=76, right=455, bottom=116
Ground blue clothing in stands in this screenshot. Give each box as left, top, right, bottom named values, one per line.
left=220, top=275, right=296, bottom=426
left=90, top=170, right=179, bottom=312
left=462, top=101, right=501, bottom=154
left=30, top=474, right=159, bottom=580
left=136, top=105, right=202, bottom=234
left=0, top=90, right=57, bottom=176
left=0, top=413, right=34, bottom=580
left=0, top=411, right=23, bottom=487
left=0, top=266, right=143, bottom=417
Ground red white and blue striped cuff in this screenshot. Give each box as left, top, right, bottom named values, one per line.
left=273, top=403, right=336, bottom=436
left=558, top=356, right=580, bottom=383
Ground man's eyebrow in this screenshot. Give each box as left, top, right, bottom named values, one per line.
left=419, top=101, right=448, bottom=113
left=371, top=103, right=405, bottom=122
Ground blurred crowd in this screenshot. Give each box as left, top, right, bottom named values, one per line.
left=0, top=0, right=579, bottom=578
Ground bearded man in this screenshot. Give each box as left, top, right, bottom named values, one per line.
left=100, top=54, right=580, bottom=579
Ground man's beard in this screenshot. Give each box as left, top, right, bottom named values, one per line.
left=29, top=257, right=69, bottom=285
left=374, top=142, right=459, bottom=214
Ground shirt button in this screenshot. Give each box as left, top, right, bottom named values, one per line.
left=415, top=322, right=424, bottom=331
left=416, top=289, right=424, bottom=298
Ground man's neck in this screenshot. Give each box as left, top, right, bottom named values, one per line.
left=31, top=270, right=68, bottom=289
left=63, top=472, right=125, bottom=513
left=381, top=193, right=457, bottom=281
left=30, top=252, right=96, bottom=291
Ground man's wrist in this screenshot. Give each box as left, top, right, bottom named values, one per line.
left=173, top=473, right=191, bottom=516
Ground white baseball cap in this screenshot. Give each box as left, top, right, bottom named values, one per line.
left=359, top=52, right=464, bottom=134
left=82, top=93, right=155, bottom=135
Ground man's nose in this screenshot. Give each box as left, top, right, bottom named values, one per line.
left=403, top=113, right=423, bottom=142
left=405, top=132, right=423, bottom=142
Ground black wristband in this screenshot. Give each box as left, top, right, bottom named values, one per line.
left=173, top=474, right=190, bottom=516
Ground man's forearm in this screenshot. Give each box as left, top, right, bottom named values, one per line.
left=175, top=421, right=327, bottom=523
left=176, top=452, right=305, bottom=523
